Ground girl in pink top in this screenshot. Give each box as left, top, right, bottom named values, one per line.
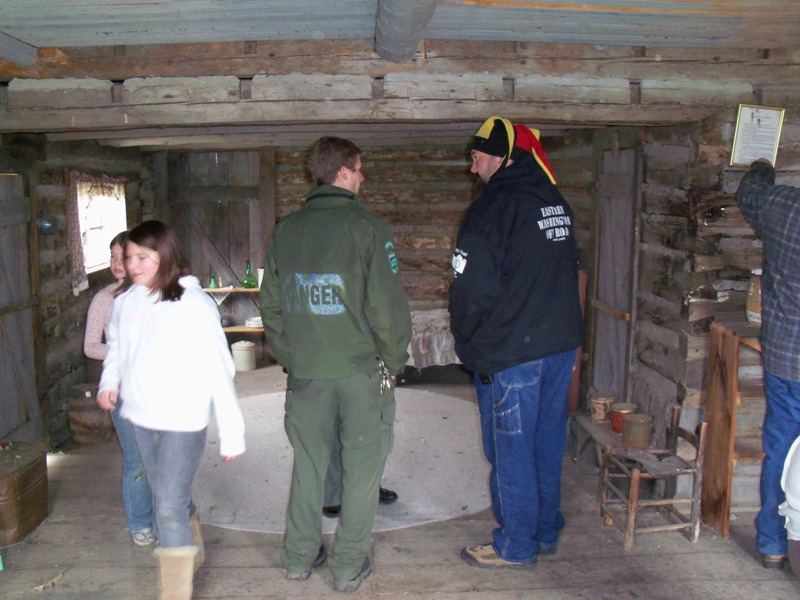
left=84, top=231, right=155, bottom=546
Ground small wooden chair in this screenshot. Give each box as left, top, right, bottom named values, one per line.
left=597, top=405, right=707, bottom=551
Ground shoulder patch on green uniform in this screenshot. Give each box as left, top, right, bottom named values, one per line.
left=385, top=241, right=399, bottom=274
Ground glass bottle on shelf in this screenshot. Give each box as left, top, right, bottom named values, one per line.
left=208, top=275, right=218, bottom=289
left=746, top=267, right=762, bottom=325
left=241, top=259, right=258, bottom=288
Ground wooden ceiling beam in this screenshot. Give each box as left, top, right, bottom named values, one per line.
left=2, top=98, right=716, bottom=134
left=48, top=122, right=498, bottom=150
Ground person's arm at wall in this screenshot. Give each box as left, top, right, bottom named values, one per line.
left=736, top=159, right=776, bottom=233
left=97, top=298, right=122, bottom=411
left=84, top=287, right=112, bottom=360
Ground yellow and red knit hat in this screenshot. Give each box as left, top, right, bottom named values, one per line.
left=512, top=123, right=557, bottom=185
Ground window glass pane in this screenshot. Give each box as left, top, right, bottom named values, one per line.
left=76, top=181, right=127, bottom=274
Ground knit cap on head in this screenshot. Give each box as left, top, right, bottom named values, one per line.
left=471, top=116, right=515, bottom=161
left=512, top=123, right=557, bottom=185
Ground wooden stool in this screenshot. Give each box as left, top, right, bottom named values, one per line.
left=597, top=406, right=707, bottom=551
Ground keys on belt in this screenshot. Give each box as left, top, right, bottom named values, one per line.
left=378, top=359, right=393, bottom=394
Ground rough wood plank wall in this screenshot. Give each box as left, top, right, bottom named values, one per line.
left=274, top=137, right=596, bottom=311
left=1, top=139, right=145, bottom=445
left=2, top=41, right=799, bottom=138
left=634, top=114, right=800, bottom=414
left=274, top=145, right=473, bottom=310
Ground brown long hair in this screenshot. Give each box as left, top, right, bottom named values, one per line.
left=114, top=220, right=190, bottom=302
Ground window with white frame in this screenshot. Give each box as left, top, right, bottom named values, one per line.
left=68, top=172, right=127, bottom=295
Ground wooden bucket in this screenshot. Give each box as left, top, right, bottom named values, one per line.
left=0, top=440, right=49, bottom=546
left=67, top=384, right=115, bottom=446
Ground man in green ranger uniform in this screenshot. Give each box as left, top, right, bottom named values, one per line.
left=260, top=136, right=412, bottom=593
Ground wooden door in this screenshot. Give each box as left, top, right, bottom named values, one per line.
left=165, top=150, right=277, bottom=358
left=0, top=173, right=44, bottom=441
left=588, top=143, right=642, bottom=404
left=167, top=149, right=276, bottom=286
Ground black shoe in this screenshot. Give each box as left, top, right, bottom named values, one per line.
left=537, top=542, right=557, bottom=556
left=379, top=486, right=398, bottom=505
left=287, top=544, right=327, bottom=581
left=312, top=544, right=328, bottom=568
left=326, top=487, right=396, bottom=515
left=333, top=557, right=372, bottom=593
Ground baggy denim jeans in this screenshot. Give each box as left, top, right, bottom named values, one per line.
left=756, top=371, right=800, bottom=556
left=475, top=349, right=577, bottom=564
left=132, top=425, right=206, bottom=548
left=110, top=400, right=154, bottom=534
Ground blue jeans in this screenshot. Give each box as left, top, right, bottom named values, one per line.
left=475, top=349, right=576, bottom=564
left=132, top=425, right=206, bottom=548
left=111, top=401, right=154, bottom=533
left=756, top=371, right=800, bottom=556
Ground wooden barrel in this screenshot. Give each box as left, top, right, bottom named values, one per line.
left=67, top=384, right=115, bottom=446
left=0, top=440, right=49, bottom=546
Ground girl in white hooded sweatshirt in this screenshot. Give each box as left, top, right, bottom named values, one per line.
left=98, top=220, right=245, bottom=600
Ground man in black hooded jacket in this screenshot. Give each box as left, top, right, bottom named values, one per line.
left=450, top=116, right=583, bottom=568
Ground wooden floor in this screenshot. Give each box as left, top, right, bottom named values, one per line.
left=3, top=365, right=799, bottom=599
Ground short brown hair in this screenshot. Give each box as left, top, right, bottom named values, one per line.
left=115, top=220, right=189, bottom=302
left=308, top=136, right=361, bottom=185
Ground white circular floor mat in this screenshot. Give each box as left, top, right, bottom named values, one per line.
left=193, top=388, right=490, bottom=533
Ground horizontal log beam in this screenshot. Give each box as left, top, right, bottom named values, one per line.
left=1, top=40, right=798, bottom=84
left=0, top=100, right=718, bottom=134
left=0, top=39, right=796, bottom=150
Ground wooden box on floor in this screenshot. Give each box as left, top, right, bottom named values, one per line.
left=0, top=441, right=49, bottom=547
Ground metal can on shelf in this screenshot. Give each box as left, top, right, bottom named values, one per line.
left=609, top=402, right=638, bottom=433
left=746, top=268, right=762, bottom=325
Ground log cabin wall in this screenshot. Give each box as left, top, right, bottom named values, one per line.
left=273, top=146, right=475, bottom=311
left=3, top=39, right=800, bottom=447
left=157, top=136, right=597, bottom=313
left=274, top=137, right=596, bottom=311
left=633, top=115, right=800, bottom=439
left=0, top=135, right=145, bottom=445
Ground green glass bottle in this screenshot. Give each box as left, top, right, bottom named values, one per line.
left=241, top=259, right=258, bottom=288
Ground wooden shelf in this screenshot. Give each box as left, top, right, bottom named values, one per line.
left=203, top=287, right=259, bottom=293
left=203, top=287, right=262, bottom=333
left=222, top=326, right=263, bottom=333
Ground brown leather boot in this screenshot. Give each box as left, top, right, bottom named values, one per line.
left=155, top=546, right=198, bottom=600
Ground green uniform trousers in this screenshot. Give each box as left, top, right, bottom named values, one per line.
left=282, top=367, right=395, bottom=581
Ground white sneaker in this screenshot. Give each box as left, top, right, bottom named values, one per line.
left=132, top=528, right=156, bottom=546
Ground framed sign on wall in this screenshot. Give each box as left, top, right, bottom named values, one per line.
left=730, top=104, right=785, bottom=167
